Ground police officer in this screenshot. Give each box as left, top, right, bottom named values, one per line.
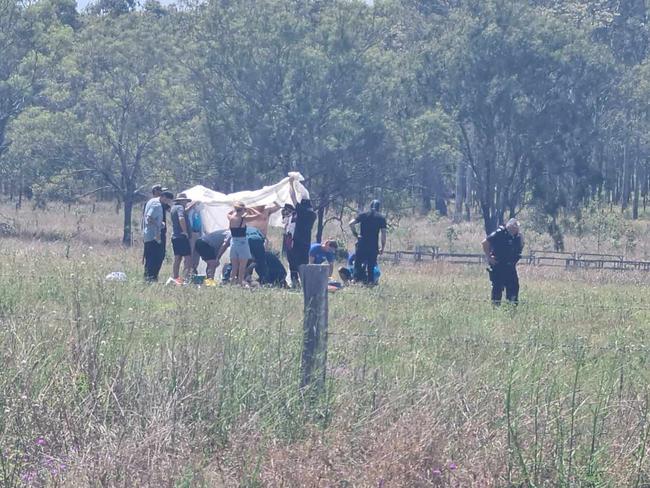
left=481, top=218, right=524, bottom=304
left=349, top=200, right=387, bottom=285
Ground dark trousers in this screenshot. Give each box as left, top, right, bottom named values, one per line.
left=160, top=228, right=167, bottom=261
left=248, top=237, right=268, bottom=283
left=144, top=240, right=164, bottom=282
left=287, top=243, right=309, bottom=286
left=489, top=264, right=519, bottom=304
left=354, top=241, right=378, bottom=284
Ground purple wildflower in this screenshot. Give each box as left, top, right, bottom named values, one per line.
left=20, top=470, right=36, bottom=482
left=35, top=437, right=47, bottom=446
left=432, top=469, right=442, bottom=476
left=449, top=462, right=457, bottom=471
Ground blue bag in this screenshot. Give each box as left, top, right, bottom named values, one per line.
left=191, top=210, right=202, bottom=233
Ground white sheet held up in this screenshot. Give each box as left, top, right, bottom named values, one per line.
left=183, top=172, right=310, bottom=233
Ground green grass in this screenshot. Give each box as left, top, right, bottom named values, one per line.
left=2, top=235, right=650, bottom=486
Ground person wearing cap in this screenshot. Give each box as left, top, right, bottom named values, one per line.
left=147, top=184, right=170, bottom=259
left=285, top=177, right=317, bottom=287
left=309, top=239, right=338, bottom=277
left=143, top=190, right=174, bottom=282
left=482, top=218, right=524, bottom=305
left=349, top=200, right=387, bottom=285
left=169, top=192, right=193, bottom=284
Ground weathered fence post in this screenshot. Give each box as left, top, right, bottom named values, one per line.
left=299, top=264, right=329, bottom=393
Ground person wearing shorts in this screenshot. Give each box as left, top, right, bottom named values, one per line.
left=227, top=202, right=261, bottom=286
left=195, top=229, right=231, bottom=285
left=170, top=193, right=193, bottom=284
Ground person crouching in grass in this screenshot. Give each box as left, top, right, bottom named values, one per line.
left=194, top=230, right=231, bottom=286
left=309, top=239, right=338, bottom=277
left=170, top=193, right=193, bottom=284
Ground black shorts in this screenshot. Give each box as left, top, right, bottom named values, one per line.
left=195, top=238, right=217, bottom=261
left=172, top=235, right=191, bottom=257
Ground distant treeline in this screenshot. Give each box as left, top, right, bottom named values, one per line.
left=0, top=0, right=648, bottom=244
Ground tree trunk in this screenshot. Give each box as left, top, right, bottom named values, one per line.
left=454, top=161, right=466, bottom=222
left=465, top=163, right=473, bottom=221
left=481, top=203, right=499, bottom=235
left=122, top=194, right=134, bottom=246
left=421, top=160, right=433, bottom=214
left=434, top=196, right=447, bottom=216
left=421, top=191, right=432, bottom=214
left=621, top=141, right=630, bottom=210
left=633, top=151, right=640, bottom=220
left=315, top=205, right=326, bottom=244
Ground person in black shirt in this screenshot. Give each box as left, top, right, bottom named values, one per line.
left=284, top=178, right=317, bottom=287
left=481, top=218, right=524, bottom=305
left=349, top=200, right=387, bottom=285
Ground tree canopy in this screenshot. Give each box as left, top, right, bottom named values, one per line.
left=0, top=0, right=648, bottom=243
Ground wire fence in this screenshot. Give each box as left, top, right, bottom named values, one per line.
left=380, top=248, right=650, bottom=272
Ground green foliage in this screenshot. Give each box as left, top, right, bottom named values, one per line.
left=445, top=225, right=458, bottom=252
left=0, top=0, right=649, bottom=242
left=576, top=200, right=627, bottom=251
left=3, top=230, right=650, bottom=484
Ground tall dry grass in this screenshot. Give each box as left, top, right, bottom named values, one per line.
left=1, top=203, right=650, bottom=486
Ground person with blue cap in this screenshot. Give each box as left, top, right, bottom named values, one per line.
left=349, top=199, right=387, bottom=285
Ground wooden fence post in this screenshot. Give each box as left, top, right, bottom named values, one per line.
left=299, top=264, right=329, bottom=393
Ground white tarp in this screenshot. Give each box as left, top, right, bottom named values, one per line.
left=183, top=172, right=310, bottom=233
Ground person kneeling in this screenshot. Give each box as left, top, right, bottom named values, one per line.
left=195, top=229, right=231, bottom=287
left=309, top=240, right=338, bottom=276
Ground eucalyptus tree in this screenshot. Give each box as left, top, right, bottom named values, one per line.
left=433, top=0, right=616, bottom=233
left=192, top=0, right=398, bottom=238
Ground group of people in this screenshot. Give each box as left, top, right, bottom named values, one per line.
left=141, top=178, right=389, bottom=288
left=140, top=179, right=524, bottom=303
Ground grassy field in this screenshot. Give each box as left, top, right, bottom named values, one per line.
left=2, top=204, right=650, bottom=486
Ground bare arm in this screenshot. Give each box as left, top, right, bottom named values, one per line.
left=482, top=239, right=496, bottom=265
left=242, top=208, right=263, bottom=222
left=349, top=218, right=359, bottom=238
left=289, top=180, right=298, bottom=207
left=179, top=215, right=188, bottom=235
left=217, top=237, right=231, bottom=262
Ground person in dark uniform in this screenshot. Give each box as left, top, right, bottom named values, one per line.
left=481, top=218, right=524, bottom=305
left=246, top=226, right=269, bottom=284
left=349, top=200, right=387, bottom=285
left=284, top=178, right=316, bottom=287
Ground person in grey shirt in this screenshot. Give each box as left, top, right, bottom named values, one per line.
left=194, top=229, right=231, bottom=285
left=143, top=191, right=173, bottom=282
